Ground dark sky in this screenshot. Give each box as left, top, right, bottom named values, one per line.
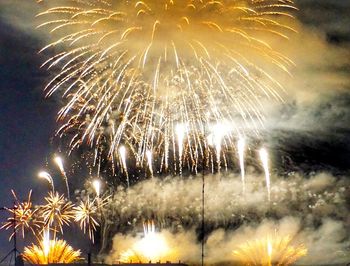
left=0, top=0, right=349, bottom=259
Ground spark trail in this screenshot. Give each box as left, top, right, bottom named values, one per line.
left=37, top=0, right=297, bottom=175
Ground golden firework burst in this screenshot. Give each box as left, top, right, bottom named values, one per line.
left=37, top=0, right=297, bottom=172
left=74, top=194, right=110, bottom=242
left=233, top=235, right=307, bottom=266
left=120, top=221, right=173, bottom=263
left=1, top=190, right=42, bottom=239
left=40, top=191, right=74, bottom=234
left=22, top=236, right=81, bottom=264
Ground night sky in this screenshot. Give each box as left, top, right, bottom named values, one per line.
left=0, top=0, right=349, bottom=260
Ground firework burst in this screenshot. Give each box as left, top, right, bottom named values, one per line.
left=1, top=190, right=42, bottom=240
left=37, top=0, right=297, bottom=174
left=22, top=236, right=81, bottom=264
left=74, top=197, right=98, bottom=242
left=40, top=191, right=74, bottom=234
left=120, top=221, right=172, bottom=263
left=233, top=235, right=307, bottom=266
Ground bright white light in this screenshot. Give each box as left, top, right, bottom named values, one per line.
left=54, top=156, right=64, bottom=173
left=133, top=221, right=169, bottom=261
left=237, top=137, right=246, bottom=193
left=175, top=124, right=187, bottom=158
left=119, top=146, right=127, bottom=170
left=209, top=122, right=231, bottom=170
left=92, top=179, right=101, bottom=197
left=53, top=155, right=70, bottom=198
left=38, top=171, right=54, bottom=192
left=267, top=238, right=273, bottom=257
left=119, top=146, right=129, bottom=186
left=43, top=228, right=50, bottom=259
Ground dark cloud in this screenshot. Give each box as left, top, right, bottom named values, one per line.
left=296, top=0, right=350, bottom=44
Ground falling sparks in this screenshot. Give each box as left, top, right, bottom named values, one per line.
left=54, top=156, right=70, bottom=199
left=259, top=148, right=271, bottom=202
left=146, top=149, right=153, bottom=177
left=175, top=123, right=187, bottom=174
left=208, top=122, right=230, bottom=171
left=37, top=0, right=297, bottom=174
left=119, top=145, right=129, bottom=186
left=38, top=171, right=55, bottom=192
left=233, top=235, right=307, bottom=266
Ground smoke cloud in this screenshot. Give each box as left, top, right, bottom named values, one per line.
left=97, top=172, right=349, bottom=265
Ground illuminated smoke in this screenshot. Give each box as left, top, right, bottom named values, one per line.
left=259, top=148, right=271, bottom=202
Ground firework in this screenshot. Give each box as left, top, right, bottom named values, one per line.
left=120, top=221, right=171, bottom=263
left=233, top=235, right=307, bottom=266
left=175, top=123, right=187, bottom=174
left=37, top=0, right=297, bottom=174
left=259, top=148, right=271, bottom=202
left=38, top=171, right=55, bottom=192
left=207, top=122, right=231, bottom=171
left=73, top=197, right=99, bottom=242
left=92, top=179, right=101, bottom=197
left=1, top=190, right=42, bottom=239
left=119, top=145, right=129, bottom=186
left=22, top=234, right=81, bottom=264
left=40, top=191, right=74, bottom=234
left=53, top=156, right=70, bottom=199
left=237, top=137, right=246, bottom=193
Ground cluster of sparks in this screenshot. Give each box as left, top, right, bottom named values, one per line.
left=1, top=180, right=108, bottom=243
left=74, top=197, right=100, bottom=242
left=233, top=235, right=307, bottom=266
left=120, top=221, right=172, bottom=263
left=22, top=229, right=81, bottom=264
left=0, top=190, right=41, bottom=240
left=37, top=0, right=297, bottom=175
left=1, top=1, right=311, bottom=265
